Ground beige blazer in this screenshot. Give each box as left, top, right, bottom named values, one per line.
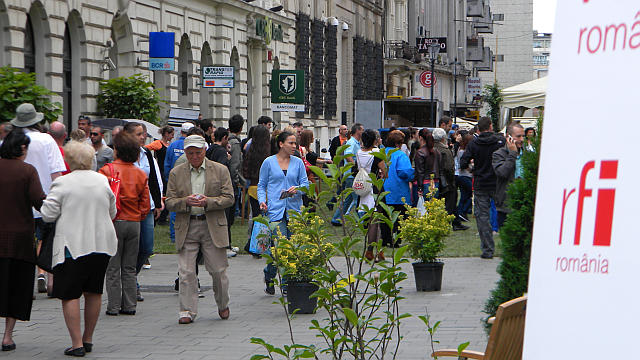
left=165, top=158, right=234, bottom=250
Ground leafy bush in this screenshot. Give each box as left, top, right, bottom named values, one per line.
left=97, top=74, right=164, bottom=125
left=272, top=212, right=334, bottom=282
left=482, top=82, right=503, bottom=131
left=399, top=195, right=453, bottom=263
left=252, top=146, right=412, bottom=359
left=0, top=66, right=62, bottom=123
left=483, top=117, right=542, bottom=328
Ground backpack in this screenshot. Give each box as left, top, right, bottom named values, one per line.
left=352, top=152, right=373, bottom=196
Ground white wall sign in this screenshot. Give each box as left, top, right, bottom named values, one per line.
left=467, top=77, right=482, bottom=95
left=524, top=1, right=640, bottom=359
left=271, top=103, right=305, bottom=112
left=202, top=66, right=234, bottom=88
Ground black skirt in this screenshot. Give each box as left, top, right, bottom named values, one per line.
left=0, top=258, right=35, bottom=321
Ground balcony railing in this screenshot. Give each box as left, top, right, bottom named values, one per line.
left=384, top=40, right=422, bottom=63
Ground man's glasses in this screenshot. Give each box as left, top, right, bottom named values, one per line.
left=90, top=132, right=100, bottom=136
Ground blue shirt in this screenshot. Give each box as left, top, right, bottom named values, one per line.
left=164, top=136, right=186, bottom=179
left=515, top=150, right=523, bottom=179
left=257, top=155, right=309, bottom=222
left=383, top=148, right=415, bottom=205
left=344, top=136, right=361, bottom=177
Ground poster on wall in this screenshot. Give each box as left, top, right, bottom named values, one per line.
left=523, top=1, right=640, bottom=359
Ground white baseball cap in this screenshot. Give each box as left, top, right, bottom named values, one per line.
left=181, top=122, right=195, bottom=133
left=183, top=135, right=207, bottom=149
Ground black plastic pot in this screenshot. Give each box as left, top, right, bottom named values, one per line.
left=287, top=281, right=319, bottom=314
left=412, top=261, right=444, bottom=291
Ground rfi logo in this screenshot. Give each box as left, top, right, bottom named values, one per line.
left=559, top=160, right=618, bottom=247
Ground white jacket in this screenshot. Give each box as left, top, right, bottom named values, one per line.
left=40, top=170, right=118, bottom=268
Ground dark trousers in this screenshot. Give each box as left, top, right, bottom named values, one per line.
left=379, top=203, right=407, bottom=248
left=474, top=189, right=496, bottom=257
left=439, top=182, right=462, bottom=226
left=456, top=176, right=473, bottom=216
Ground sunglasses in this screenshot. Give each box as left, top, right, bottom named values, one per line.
left=90, top=132, right=100, bottom=136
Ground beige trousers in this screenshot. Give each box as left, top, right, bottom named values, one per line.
left=178, top=219, right=229, bottom=320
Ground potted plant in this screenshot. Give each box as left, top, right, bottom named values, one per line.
left=398, top=195, right=453, bottom=291
left=272, top=212, right=333, bottom=314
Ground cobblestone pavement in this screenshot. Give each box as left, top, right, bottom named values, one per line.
left=3, top=255, right=498, bottom=359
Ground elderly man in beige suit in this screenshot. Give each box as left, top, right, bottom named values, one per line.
left=166, top=135, right=235, bottom=324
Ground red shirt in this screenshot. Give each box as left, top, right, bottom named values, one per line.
left=59, top=146, right=71, bottom=175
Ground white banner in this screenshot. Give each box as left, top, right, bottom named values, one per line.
left=524, top=2, right=640, bottom=359
left=271, top=104, right=305, bottom=112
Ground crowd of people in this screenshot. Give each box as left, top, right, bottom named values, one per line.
left=0, top=102, right=532, bottom=356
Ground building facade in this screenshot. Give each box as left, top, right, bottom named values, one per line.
left=477, top=0, right=533, bottom=90
left=0, top=0, right=384, bottom=147
left=532, top=30, right=550, bottom=79
left=382, top=0, right=495, bottom=126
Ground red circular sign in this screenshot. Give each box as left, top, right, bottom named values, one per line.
left=419, top=71, right=436, bottom=88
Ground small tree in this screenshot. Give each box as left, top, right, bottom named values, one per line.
left=482, top=82, right=503, bottom=131
left=97, top=74, right=164, bottom=125
left=0, top=66, right=62, bottom=123
left=483, top=116, right=542, bottom=329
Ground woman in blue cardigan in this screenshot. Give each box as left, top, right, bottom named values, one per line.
left=380, top=130, right=415, bottom=248
left=257, top=131, right=309, bottom=295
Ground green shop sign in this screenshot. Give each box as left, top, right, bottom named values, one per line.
left=271, top=70, right=305, bottom=112
left=256, top=17, right=284, bottom=45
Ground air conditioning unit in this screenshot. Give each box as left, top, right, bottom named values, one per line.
left=467, top=0, right=484, bottom=17
left=467, top=37, right=484, bottom=61
left=475, top=47, right=494, bottom=72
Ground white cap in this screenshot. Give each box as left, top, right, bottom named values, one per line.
left=181, top=122, right=195, bottom=133
left=183, top=135, right=207, bottom=149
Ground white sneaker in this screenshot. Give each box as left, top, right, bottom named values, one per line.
left=227, top=250, right=237, bottom=258
left=198, top=287, right=205, bottom=298
left=142, top=264, right=151, bottom=269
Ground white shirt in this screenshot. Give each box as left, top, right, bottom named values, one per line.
left=134, top=147, right=163, bottom=210
left=24, top=129, right=67, bottom=218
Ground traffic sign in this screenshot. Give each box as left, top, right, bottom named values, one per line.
left=419, top=71, right=436, bottom=88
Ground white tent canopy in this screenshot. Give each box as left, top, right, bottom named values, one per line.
left=502, top=76, right=547, bottom=109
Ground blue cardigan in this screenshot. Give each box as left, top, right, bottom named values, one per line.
left=257, top=155, right=309, bottom=221
left=383, top=148, right=415, bottom=205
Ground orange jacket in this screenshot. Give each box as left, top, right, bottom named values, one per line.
left=99, top=160, right=150, bottom=221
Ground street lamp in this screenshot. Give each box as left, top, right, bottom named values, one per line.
left=428, top=42, right=440, bottom=127
left=452, top=58, right=460, bottom=124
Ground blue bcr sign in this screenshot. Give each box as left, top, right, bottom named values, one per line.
left=149, top=32, right=175, bottom=71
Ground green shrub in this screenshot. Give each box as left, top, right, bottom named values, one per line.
left=483, top=117, right=542, bottom=328
left=97, top=74, right=164, bottom=125
left=482, top=82, right=503, bottom=131
left=0, top=66, right=62, bottom=123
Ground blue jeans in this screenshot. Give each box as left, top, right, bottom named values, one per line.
left=169, top=212, right=176, bottom=243
left=332, top=177, right=356, bottom=224
left=264, top=217, right=290, bottom=290
left=490, top=199, right=499, bottom=232
left=456, top=176, right=473, bottom=217
left=136, top=211, right=155, bottom=274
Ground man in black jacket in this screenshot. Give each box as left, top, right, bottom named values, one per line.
left=460, top=117, right=504, bottom=259
left=329, top=124, right=349, bottom=159
left=492, top=122, right=525, bottom=229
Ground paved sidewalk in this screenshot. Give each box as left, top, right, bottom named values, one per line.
left=3, top=255, right=498, bottom=359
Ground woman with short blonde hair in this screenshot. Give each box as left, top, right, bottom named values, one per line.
left=40, top=138, right=119, bottom=356
left=63, top=141, right=94, bottom=171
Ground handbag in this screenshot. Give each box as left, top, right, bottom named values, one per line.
left=36, top=222, right=56, bottom=273
left=249, top=220, right=272, bottom=255
left=106, top=163, right=122, bottom=211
